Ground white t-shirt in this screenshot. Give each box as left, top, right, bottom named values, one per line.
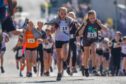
left=43, top=36, right=53, bottom=49
left=121, top=44, right=126, bottom=54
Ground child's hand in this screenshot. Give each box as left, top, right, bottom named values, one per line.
left=96, top=19, right=102, bottom=25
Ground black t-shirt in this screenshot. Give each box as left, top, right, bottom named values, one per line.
left=70, top=21, right=78, bottom=34
left=83, top=21, right=101, bottom=40
left=41, top=30, right=46, bottom=39
left=2, top=16, right=16, bottom=32
left=111, top=39, right=122, bottom=56
left=70, top=21, right=78, bottom=40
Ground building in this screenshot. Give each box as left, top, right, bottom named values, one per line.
left=91, top=0, right=126, bottom=21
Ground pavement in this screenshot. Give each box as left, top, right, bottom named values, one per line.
left=0, top=36, right=126, bottom=84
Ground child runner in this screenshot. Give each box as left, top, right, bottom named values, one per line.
left=77, top=10, right=106, bottom=77
left=46, top=7, right=73, bottom=81
left=43, top=29, right=54, bottom=76
left=37, top=21, right=46, bottom=76
left=23, top=21, right=38, bottom=77
left=13, top=33, right=25, bottom=77
left=0, top=32, right=9, bottom=73
left=67, top=11, right=79, bottom=75
left=95, top=31, right=104, bottom=76
left=110, top=31, right=122, bottom=76
left=102, top=38, right=111, bottom=76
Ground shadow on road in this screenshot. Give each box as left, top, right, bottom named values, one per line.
left=25, top=78, right=94, bottom=83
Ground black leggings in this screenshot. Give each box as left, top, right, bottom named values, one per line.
left=37, top=44, right=44, bottom=75
left=111, top=55, right=121, bottom=75
left=67, top=40, right=77, bottom=67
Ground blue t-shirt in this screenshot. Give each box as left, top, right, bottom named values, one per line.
left=48, top=17, right=73, bottom=41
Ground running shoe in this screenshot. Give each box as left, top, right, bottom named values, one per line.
left=26, top=72, right=32, bottom=77
left=56, top=73, right=62, bottom=81
left=85, top=68, right=89, bottom=77
left=1, top=66, right=5, bottom=73
left=33, top=66, right=37, bottom=73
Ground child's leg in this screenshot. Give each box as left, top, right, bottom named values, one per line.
left=44, top=51, right=48, bottom=73
left=20, top=58, right=25, bottom=72
left=124, top=58, right=126, bottom=70
left=47, top=53, right=51, bottom=72
left=0, top=53, right=3, bottom=67
left=31, top=50, right=37, bottom=66
left=115, top=58, right=121, bottom=76
left=56, top=48, right=63, bottom=73
left=91, top=43, right=97, bottom=69
left=83, top=46, right=90, bottom=69
left=26, top=50, right=31, bottom=73
left=31, top=50, right=37, bottom=73
left=49, top=53, right=52, bottom=70
left=96, top=55, right=102, bottom=70
left=62, top=43, right=69, bottom=61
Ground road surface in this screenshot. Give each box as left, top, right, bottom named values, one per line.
left=0, top=37, right=126, bottom=84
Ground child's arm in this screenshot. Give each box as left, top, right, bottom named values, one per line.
left=13, top=39, right=20, bottom=52
left=96, top=20, right=107, bottom=30
left=5, top=33, right=9, bottom=43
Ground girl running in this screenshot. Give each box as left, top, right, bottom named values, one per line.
left=110, top=31, right=122, bottom=76
left=13, top=33, right=25, bottom=77
left=23, top=21, right=38, bottom=77
left=95, top=31, right=104, bottom=76
left=46, top=7, right=73, bottom=81
left=43, top=29, right=54, bottom=76
left=37, top=21, right=46, bottom=76
left=0, top=32, right=9, bottom=73
left=102, top=38, right=111, bottom=76
left=67, top=11, right=79, bottom=75
left=77, top=10, right=106, bottom=77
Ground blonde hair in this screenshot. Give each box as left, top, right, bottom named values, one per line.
left=68, top=11, right=76, bottom=19
left=88, top=10, right=97, bottom=17
left=58, top=7, right=68, bottom=13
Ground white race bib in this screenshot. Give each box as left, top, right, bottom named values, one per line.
left=59, top=21, right=69, bottom=33
left=43, top=43, right=53, bottom=49
left=87, top=32, right=97, bottom=38
left=27, top=39, right=35, bottom=43
left=60, top=26, right=69, bottom=33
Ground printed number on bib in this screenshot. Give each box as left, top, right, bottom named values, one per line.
left=87, top=26, right=97, bottom=38
left=60, top=26, right=69, bottom=33
left=28, top=39, right=35, bottom=43
left=87, top=32, right=97, bottom=38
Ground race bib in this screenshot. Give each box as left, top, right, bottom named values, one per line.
left=87, top=32, right=97, bottom=38
left=27, top=39, right=35, bottom=43
left=60, top=26, right=69, bottom=33
left=87, top=26, right=97, bottom=38
left=43, top=43, right=53, bottom=49
left=59, top=21, right=69, bottom=34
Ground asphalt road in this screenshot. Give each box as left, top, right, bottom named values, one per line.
left=0, top=37, right=126, bottom=84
